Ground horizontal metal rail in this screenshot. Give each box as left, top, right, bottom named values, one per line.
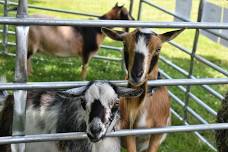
left=94, top=55, right=122, bottom=61
left=142, top=0, right=228, bottom=41
left=0, top=123, right=227, bottom=144
left=101, top=45, right=122, bottom=51
left=0, top=17, right=228, bottom=28
left=0, top=29, right=15, bottom=35
left=168, top=39, right=228, bottom=78
left=160, top=70, right=217, bottom=116
left=160, top=54, right=225, bottom=100
left=169, top=91, right=208, bottom=124
left=0, top=78, right=227, bottom=90
left=0, top=0, right=100, bottom=18
left=171, top=109, right=217, bottom=151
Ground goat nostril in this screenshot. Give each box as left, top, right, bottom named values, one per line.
left=90, top=126, right=102, bottom=134
left=137, top=71, right=143, bottom=78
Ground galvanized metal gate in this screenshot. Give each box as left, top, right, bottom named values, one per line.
left=0, top=0, right=228, bottom=151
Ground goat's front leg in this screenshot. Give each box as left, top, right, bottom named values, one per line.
left=147, top=134, right=164, bottom=152
left=125, top=135, right=137, bottom=152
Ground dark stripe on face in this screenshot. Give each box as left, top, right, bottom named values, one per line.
left=89, top=99, right=105, bottom=123
left=135, top=30, right=152, bottom=45
left=149, top=55, right=159, bottom=73
left=131, top=53, right=145, bottom=82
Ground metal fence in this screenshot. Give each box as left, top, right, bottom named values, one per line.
left=0, top=0, right=228, bottom=152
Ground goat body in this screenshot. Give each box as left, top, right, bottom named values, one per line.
left=102, top=27, right=184, bottom=152
left=28, top=4, right=133, bottom=79
left=0, top=81, right=142, bottom=152
left=0, top=87, right=120, bottom=152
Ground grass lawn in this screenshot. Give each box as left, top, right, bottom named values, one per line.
left=0, top=0, right=228, bottom=152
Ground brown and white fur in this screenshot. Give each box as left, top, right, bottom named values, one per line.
left=0, top=81, right=143, bottom=152
left=28, top=3, right=134, bottom=79
left=102, top=27, right=184, bottom=152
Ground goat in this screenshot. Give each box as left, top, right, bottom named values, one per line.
left=0, top=81, right=143, bottom=152
left=27, top=3, right=134, bottom=79
left=216, top=93, right=228, bottom=152
left=102, top=27, right=184, bottom=152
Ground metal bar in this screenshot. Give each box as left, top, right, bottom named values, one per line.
left=137, top=0, right=142, bottom=20
left=169, top=91, right=208, bottom=124
left=184, top=0, right=205, bottom=122
left=0, top=0, right=99, bottom=18
left=159, top=55, right=189, bottom=76
left=0, top=123, right=227, bottom=145
left=171, top=109, right=217, bottom=151
left=160, top=49, right=225, bottom=101
left=1, top=17, right=228, bottom=28
left=2, top=0, right=8, bottom=54
left=100, top=45, right=122, bottom=51
left=93, top=55, right=122, bottom=62
left=11, top=0, right=28, bottom=151
left=142, top=0, right=228, bottom=41
left=159, top=70, right=217, bottom=116
left=0, top=29, right=15, bottom=35
left=168, top=41, right=228, bottom=77
left=0, top=78, right=227, bottom=90
left=129, top=0, right=134, bottom=16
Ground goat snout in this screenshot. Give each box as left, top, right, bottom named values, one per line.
left=90, top=126, right=102, bottom=135
left=131, top=70, right=143, bottom=83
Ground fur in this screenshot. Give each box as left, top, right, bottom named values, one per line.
left=0, top=81, right=121, bottom=152
left=27, top=5, right=133, bottom=79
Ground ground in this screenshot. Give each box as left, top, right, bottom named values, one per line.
left=0, top=0, right=228, bottom=152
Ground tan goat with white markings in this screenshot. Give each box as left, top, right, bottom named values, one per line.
left=102, top=27, right=184, bottom=152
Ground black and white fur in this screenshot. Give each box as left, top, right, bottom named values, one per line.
left=0, top=81, right=143, bottom=152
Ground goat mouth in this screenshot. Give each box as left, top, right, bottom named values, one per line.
left=87, top=133, right=101, bottom=143
left=128, top=79, right=146, bottom=87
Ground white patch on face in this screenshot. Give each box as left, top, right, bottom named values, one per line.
left=139, top=28, right=153, bottom=34
left=129, top=35, right=149, bottom=84
left=135, top=36, right=149, bottom=56
left=85, top=82, right=118, bottom=109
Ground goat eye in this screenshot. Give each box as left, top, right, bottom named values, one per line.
left=114, top=99, right=120, bottom=107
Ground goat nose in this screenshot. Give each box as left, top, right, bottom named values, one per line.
left=136, top=71, right=143, bottom=78
left=90, top=126, right=102, bottom=134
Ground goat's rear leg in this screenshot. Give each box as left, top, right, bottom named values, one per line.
left=81, top=53, right=92, bottom=80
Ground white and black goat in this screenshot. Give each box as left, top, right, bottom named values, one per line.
left=26, top=3, right=134, bottom=79
left=0, top=81, right=142, bottom=152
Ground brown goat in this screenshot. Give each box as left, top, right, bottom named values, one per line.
left=102, top=27, right=184, bottom=152
left=28, top=3, right=134, bottom=79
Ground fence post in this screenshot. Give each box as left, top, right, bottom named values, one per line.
left=184, top=0, right=205, bottom=121
left=11, top=0, right=28, bottom=151
left=2, top=0, right=8, bottom=54
left=137, top=0, right=142, bottom=20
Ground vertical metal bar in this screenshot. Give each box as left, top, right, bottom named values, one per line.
left=129, top=0, right=134, bottom=17
left=184, top=0, right=205, bottom=121
left=137, top=0, right=142, bottom=20
left=11, top=0, right=28, bottom=151
left=2, top=0, right=8, bottom=54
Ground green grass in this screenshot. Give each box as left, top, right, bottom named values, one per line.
left=1, top=0, right=228, bottom=152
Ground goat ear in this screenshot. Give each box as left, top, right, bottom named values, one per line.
left=117, top=87, right=144, bottom=97
left=159, top=28, right=184, bottom=42
left=57, top=86, right=87, bottom=98
left=102, top=27, right=127, bottom=41
left=115, top=2, right=118, bottom=7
